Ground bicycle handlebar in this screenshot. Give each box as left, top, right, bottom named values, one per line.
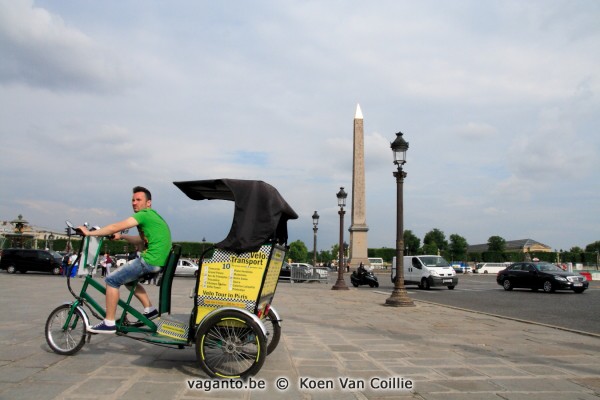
left=64, top=221, right=109, bottom=302
left=65, top=220, right=116, bottom=239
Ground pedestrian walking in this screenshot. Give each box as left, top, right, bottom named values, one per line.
left=105, top=253, right=113, bottom=276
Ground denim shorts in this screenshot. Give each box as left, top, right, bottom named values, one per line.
left=105, top=257, right=161, bottom=289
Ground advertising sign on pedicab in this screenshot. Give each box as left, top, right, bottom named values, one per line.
left=196, top=245, right=285, bottom=323
left=45, top=178, right=297, bottom=379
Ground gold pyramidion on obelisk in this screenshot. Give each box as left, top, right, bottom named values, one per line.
left=348, top=104, right=369, bottom=268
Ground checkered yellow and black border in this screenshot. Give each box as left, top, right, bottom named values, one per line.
left=208, top=245, right=271, bottom=264
left=196, top=295, right=256, bottom=313
left=156, top=318, right=189, bottom=341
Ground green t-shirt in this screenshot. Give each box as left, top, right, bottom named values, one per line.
left=132, top=209, right=172, bottom=267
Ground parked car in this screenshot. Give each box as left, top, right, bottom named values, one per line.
left=290, top=262, right=329, bottom=280
left=496, top=262, right=589, bottom=293
left=114, top=252, right=137, bottom=267
left=0, top=248, right=63, bottom=275
left=286, top=263, right=312, bottom=282
left=367, top=257, right=385, bottom=269
left=279, top=262, right=325, bottom=282
left=175, top=258, right=199, bottom=276
left=451, top=262, right=470, bottom=274
left=278, top=262, right=293, bottom=280
left=475, top=262, right=508, bottom=274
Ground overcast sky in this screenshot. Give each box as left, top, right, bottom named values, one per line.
left=1, top=0, right=598, bottom=254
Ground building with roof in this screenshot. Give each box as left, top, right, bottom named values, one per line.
left=1, top=215, right=68, bottom=249
left=468, top=239, right=552, bottom=254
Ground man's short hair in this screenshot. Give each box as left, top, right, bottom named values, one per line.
left=133, top=186, right=152, bottom=201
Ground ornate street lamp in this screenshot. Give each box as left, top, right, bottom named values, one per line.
left=385, top=132, right=415, bottom=307
left=312, top=211, right=319, bottom=269
left=65, top=226, right=72, bottom=253
left=332, top=187, right=349, bottom=290
left=48, top=233, right=55, bottom=250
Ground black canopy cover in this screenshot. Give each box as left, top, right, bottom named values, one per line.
left=173, top=179, right=298, bottom=253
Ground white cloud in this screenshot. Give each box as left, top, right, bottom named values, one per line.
left=0, top=0, right=599, bottom=252
left=455, top=122, right=497, bottom=140
left=0, top=0, right=135, bottom=92
left=483, top=207, right=508, bottom=216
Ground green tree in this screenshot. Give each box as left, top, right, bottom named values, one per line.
left=449, top=234, right=468, bottom=261
left=423, top=228, right=448, bottom=252
left=330, top=243, right=339, bottom=260
left=422, top=242, right=439, bottom=255
left=330, top=243, right=346, bottom=263
left=487, top=236, right=506, bottom=252
left=288, top=240, right=308, bottom=263
left=404, top=230, right=421, bottom=255
left=318, top=249, right=332, bottom=264
left=585, top=241, right=600, bottom=253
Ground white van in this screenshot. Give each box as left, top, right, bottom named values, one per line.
left=475, top=262, right=507, bottom=274
left=368, top=257, right=384, bottom=269
left=391, top=255, right=458, bottom=290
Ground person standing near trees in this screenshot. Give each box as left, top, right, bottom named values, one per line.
left=104, top=253, right=113, bottom=276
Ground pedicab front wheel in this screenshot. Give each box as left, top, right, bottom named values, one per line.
left=195, top=309, right=267, bottom=379
left=45, top=304, right=87, bottom=355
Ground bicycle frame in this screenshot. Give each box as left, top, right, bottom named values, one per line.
left=70, top=275, right=159, bottom=334
left=49, top=178, right=298, bottom=379
left=64, top=233, right=161, bottom=337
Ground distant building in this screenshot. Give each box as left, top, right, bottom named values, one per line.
left=468, top=239, right=552, bottom=254
left=1, top=216, right=68, bottom=249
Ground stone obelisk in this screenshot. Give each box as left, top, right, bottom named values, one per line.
left=348, top=104, right=369, bottom=267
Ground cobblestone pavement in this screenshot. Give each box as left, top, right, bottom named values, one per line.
left=1, top=273, right=599, bottom=399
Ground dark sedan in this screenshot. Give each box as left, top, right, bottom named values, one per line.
left=497, top=262, right=588, bottom=293
left=278, top=262, right=293, bottom=281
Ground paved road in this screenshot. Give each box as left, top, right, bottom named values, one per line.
left=373, top=272, right=600, bottom=336
left=2, top=271, right=600, bottom=399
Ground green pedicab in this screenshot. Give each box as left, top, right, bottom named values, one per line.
left=45, top=179, right=298, bottom=379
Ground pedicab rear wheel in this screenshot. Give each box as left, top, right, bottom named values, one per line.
left=263, top=308, right=281, bottom=355
left=196, top=309, right=267, bottom=379
left=45, top=304, right=87, bottom=355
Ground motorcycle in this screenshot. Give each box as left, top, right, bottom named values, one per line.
left=351, top=269, right=379, bottom=288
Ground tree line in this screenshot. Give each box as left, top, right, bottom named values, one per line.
left=287, top=228, right=600, bottom=266
left=44, top=238, right=216, bottom=259
left=45, top=230, right=600, bottom=266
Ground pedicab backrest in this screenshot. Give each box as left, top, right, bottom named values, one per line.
left=173, top=179, right=298, bottom=325
left=193, top=243, right=287, bottom=324
left=158, top=244, right=182, bottom=316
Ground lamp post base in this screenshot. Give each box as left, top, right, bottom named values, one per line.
left=331, top=278, right=349, bottom=290
left=385, top=288, right=415, bottom=307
